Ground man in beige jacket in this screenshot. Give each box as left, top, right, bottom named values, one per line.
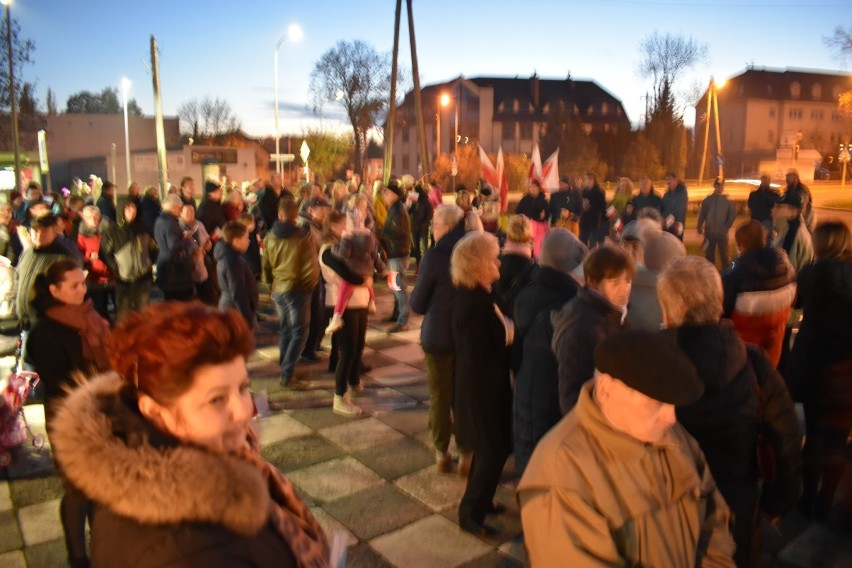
left=518, top=330, right=736, bottom=567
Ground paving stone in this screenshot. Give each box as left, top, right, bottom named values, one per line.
left=4, top=446, right=55, bottom=480
left=439, top=488, right=522, bottom=547
left=381, top=344, right=426, bottom=365
left=365, top=336, right=407, bottom=351
left=0, top=509, right=22, bottom=553
left=346, top=543, right=394, bottom=568
left=289, top=407, right=364, bottom=431
left=497, top=538, right=526, bottom=565
left=310, top=507, right=357, bottom=548
left=0, top=550, right=26, bottom=568
left=24, top=538, right=69, bottom=568
left=8, top=476, right=63, bottom=509
left=254, top=345, right=280, bottom=361
left=367, top=364, right=426, bottom=387
left=353, top=438, right=435, bottom=480
left=376, top=409, right=429, bottom=435
left=385, top=327, right=422, bottom=343
left=777, top=523, right=852, bottom=568
left=256, top=412, right=314, bottom=447
left=370, top=514, right=491, bottom=568
left=319, top=417, right=404, bottom=453
left=459, top=549, right=524, bottom=568
left=17, top=498, right=62, bottom=546
left=0, top=482, right=12, bottom=512
left=261, top=435, right=345, bottom=473
left=324, top=484, right=431, bottom=541
left=394, top=466, right=467, bottom=512
left=287, top=457, right=384, bottom=505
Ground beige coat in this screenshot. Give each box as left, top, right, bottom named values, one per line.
left=517, top=381, right=736, bottom=567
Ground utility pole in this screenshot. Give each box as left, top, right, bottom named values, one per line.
left=151, top=35, right=169, bottom=200
left=406, top=0, right=429, bottom=176
left=3, top=3, right=20, bottom=193
left=383, top=0, right=402, bottom=185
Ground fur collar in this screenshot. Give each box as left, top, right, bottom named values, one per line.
left=50, top=373, right=270, bottom=535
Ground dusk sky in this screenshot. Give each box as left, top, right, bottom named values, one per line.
left=16, top=0, right=852, bottom=139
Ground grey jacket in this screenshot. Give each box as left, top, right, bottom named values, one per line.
left=697, top=194, right=736, bottom=236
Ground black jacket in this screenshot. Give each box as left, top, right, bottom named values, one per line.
left=50, top=375, right=300, bottom=568
left=452, top=286, right=512, bottom=453
left=409, top=220, right=466, bottom=354
left=139, top=195, right=161, bottom=235
left=669, top=322, right=802, bottom=518
left=25, top=316, right=88, bottom=417
left=96, top=194, right=117, bottom=222
left=494, top=252, right=535, bottom=319
left=721, top=246, right=795, bottom=317
left=787, top=257, right=852, bottom=409
left=515, top=193, right=548, bottom=223
left=196, top=196, right=227, bottom=237
left=215, top=240, right=258, bottom=325
left=379, top=200, right=411, bottom=259
left=154, top=212, right=193, bottom=293
left=257, top=186, right=281, bottom=235
left=580, top=184, right=607, bottom=231
left=747, top=186, right=779, bottom=224
left=409, top=189, right=433, bottom=234
left=100, top=218, right=152, bottom=283
left=512, top=268, right=579, bottom=477
left=552, top=287, right=624, bottom=414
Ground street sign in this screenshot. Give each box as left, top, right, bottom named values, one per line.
left=37, top=130, right=49, bottom=173
left=271, top=153, right=296, bottom=163
left=300, top=141, right=310, bottom=162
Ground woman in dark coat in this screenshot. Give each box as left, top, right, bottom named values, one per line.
left=49, top=303, right=329, bottom=568
left=551, top=245, right=634, bottom=415
left=451, top=231, right=513, bottom=536
left=153, top=195, right=195, bottom=301
left=514, top=180, right=549, bottom=257
left=408, top=182, right=433, bottom=271
left=100, top=200, right=153, bottom=320
left=787, top=220, right=852, bottom=519
left=494, top=214, right=535, bottom=319
left=26, top=258, right=112, bottom=568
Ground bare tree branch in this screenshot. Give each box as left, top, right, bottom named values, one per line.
left=824, top=25, right=852, bottom=66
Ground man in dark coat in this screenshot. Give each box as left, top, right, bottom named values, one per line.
left=512, top=229, right=586, bottom=477
left=297, top=197, right=331, bottom=361
left=96, top=181, right=118, bottom=222
left=215, top=221, right=258, bottom=327
left=379, top=179, right=412, bottom=333
left=410, top=204, right=466, bottom=472
left=579, top=172, right=607, bottom=248
left=783, top=169, right=815, bottom=233
left=747, top=175, right=779, bottom=231
left=154, top=195, right=194, bottom=301
left=661, top=172, right=688, bottom=240
left=625, top=175, right=663, bottom=223
left=257, top=173, right=288, bottom=235
left=196, top=180, right=227, bottom=238
left=659, top=256, right=802, bottom=568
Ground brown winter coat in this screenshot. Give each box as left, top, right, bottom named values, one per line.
left=517, top=381, right=736, bottom=568
left=50, top=373, right=300, bottom=568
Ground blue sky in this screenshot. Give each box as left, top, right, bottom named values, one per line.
left=16, top=0, right=852, bottom=137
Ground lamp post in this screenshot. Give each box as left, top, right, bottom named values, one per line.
left=1, top=0, right=20, bottom=193
left=274, top=23, right=302, bottom=177
left=698, top=77, right=725, bottom=187
left=121, top=77, right=131, bottom=195
left=437, top=93, right=449, bottom=157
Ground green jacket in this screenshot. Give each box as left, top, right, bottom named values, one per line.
left=16, top=242, right=75, bottom=327
left=518, top=381, right=735, bottom=568
left=262, top=221, right=318, bottom=293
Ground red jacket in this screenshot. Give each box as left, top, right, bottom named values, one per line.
left=77, top=228, right=113, bottom=285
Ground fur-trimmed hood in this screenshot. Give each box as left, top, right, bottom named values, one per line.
left=50, top=372, right=270, bottom=536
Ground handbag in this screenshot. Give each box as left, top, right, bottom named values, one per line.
left=114, top=234, right=152, bottom=281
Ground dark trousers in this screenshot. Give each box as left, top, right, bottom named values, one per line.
left=86, top=286, right=114, bottom=323
left=424, top=352, right=456, bottom=454
left=303, top=283, right=324, bottom=357
left=705, top=232, right=730, bottom=268
left=333, top=308, right=367, bottom=396
left=411, top=229, right=430, bottom=266
left=802, top=404, right=850, bottom=517
left=458, top=441, right=510, bottom=526
left=115, top=278, right=151, bottom=321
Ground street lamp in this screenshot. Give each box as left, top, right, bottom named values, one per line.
left=274, top=23, right=303, bottom=177
left=698, top=76, right=725, bottom=187
left=121, top=77, right=131, bottom=195
left=436, top=93, right=450, bottom=156
left=1, top=0, right=20, bottom=193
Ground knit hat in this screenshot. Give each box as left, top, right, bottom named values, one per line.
left=204, top=180, right=222, bottom=195
left=539, top=228, right=587, bottom=274
left=595, top=330, right=704, bottom=406
left=621, top=218, right=661, bottom=244
left=643, top=231, right=686, bottom=272
left=384, top=179, right=406, bottom=199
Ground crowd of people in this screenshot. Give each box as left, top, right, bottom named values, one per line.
left=0, top=164, right=849, bottom=567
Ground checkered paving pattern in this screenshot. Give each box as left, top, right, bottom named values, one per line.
left=0, top=275, right=849, bottom=567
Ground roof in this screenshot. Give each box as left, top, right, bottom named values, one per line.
left=722, top=67, right=852, bottom=102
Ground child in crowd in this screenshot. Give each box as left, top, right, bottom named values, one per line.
left=325, top=194, right=394, bottom=334
left=237, top=211, right=262, bottom=279
left=214, top=221, right=258, bottom=327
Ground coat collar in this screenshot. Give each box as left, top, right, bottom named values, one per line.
left=50, top=373, right=270, bottom=536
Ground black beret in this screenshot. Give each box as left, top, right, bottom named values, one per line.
left=594, top=330, right=704, bottom=406
left=384, top=179, right=406, bottom=199
left=204, top=180, right=221, bottom=194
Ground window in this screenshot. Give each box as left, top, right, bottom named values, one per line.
left=811, top=109, right=824, bottom=120
left=512, top=99, right=520, bottom=113
left=573, top=104, right=580, bottom=116
left=542, top=102, right=550, bottom=114
left=497, top=101, right=505, bottom=113
left=769, top=107, right=776, bottom=118
left=789, top=82, right=801, bottom=99
left=788, top=108, right=802, bottom=119
left=402, top=126, right=409, bottom=143
left=401, top=154, right=410, bottom=171
left=586, top=105, right=594, bottom=116
left=833, top=110, right=843, bottom=122
left=811, top=84, right=822, bottom=100
left=520, top=121, right=533, bottom=140
left=601, top=102, right=608, bottom=115
left=502, top=121, right=515, bottom=142
left=616, top=106, right=622, bottom=117
left=833, top=85, right=843, bottom=99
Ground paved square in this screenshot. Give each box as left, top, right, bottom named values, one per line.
left=319, top=417, right=405, bottom=453
left=394, top=466, right=467, bottom=512
left=17, top=500, right=62, bottom=547
left=323, top=484, right=430, bottom=541
left=286, top=457, right=384, bottom=504
left=370, top=514, right=492, bottom=568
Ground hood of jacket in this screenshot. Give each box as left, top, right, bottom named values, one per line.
left=730, top=247, right=795, bottom=291
left=665, top=320, right=747, bottom=392
left=271, top=220, right=302, bottom=239
left=213, top=239, right=240, bottom=263
left=551, top=287, right=623, bottom=352
left=50, top=373, right=270, bottom=536
left=435, top=219, right=466, bottom=253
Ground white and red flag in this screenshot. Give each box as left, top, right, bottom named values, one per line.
left=528, top=143, right=543, bottom=185
left=496, top=146, right=509, bottom=213
left=542, top=148, right=560, bottom=191
left=478, top=145, right=499, bottom=189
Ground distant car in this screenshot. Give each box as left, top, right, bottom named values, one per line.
left=815, top=167, right=831, bottom=180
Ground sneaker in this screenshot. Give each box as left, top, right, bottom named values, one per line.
left=347, top=382, right=365, bottom=398
left=332, top=394, right=362, bottom=417
left=388, top=323, right=409, bottom=334
left=325, top=314, right=344, bottom=335
left=367, top=300, right=377, bottom=315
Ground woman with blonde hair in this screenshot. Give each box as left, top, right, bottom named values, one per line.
left=494, top=214, right=535, bottom=319
left=451, top=231, right=513, bottom=536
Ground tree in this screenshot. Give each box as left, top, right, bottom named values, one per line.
left=621, top=132, right=665, bottom=180
left=824, top=25, right=852, bottom=65
left=65, top=87, right=143, bottom=115
left=310, top=40, right=399, bottom=177
left=46, top=87, right=57, bottom=115
left=176, top=96, right=240, bottom=142
left=540, top=103, right=608, bottom=180
left=301, top=128, right=354, bottom=183
left=0, top=13, right=34, bottom=112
